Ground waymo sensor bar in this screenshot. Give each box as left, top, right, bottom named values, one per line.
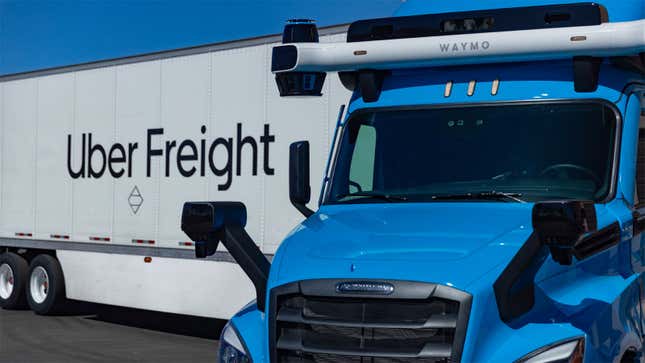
left=272, top=19, right=645, bottom=73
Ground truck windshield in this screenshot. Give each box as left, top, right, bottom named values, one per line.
left=326, top=102, right=617, bottom=204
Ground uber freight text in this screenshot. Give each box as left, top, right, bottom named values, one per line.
left=66, top=123, right=276, bottom=191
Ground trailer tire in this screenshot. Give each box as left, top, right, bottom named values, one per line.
left=26, top=254, right=66, bottom=315
left=0, top=252, right=29, bottom=309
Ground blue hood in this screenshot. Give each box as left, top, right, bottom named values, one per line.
left=272, top=202, right=541, bottom=290
left=271, top=202, right=617, bottom=291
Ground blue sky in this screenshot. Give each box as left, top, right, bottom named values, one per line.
left=0, top=0, right=403, bottom=76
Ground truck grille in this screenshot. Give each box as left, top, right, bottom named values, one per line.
left=269, top=280, right=471, bottom=363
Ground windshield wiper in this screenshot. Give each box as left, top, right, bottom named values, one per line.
left=336, top=191, right=409, bottom=203
left=431, top=191, right=525, bottom=203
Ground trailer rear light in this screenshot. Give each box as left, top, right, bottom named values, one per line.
left=143, top=257, right=152, bottom=263
left=89, top=236, right=110, bottom=242
left=178, top=241, right=194, bottom=247
left=14, top=232, right=32, bottom=237
left=50, top=234, right=70, bottom=240
left=132, top=239, right=155, bottom=245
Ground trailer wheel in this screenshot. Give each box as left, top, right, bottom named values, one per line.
left=27, top=255, right=66, bottom=315
left=0, top=252, right=28, bottom=309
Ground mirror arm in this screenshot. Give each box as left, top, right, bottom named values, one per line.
left=292, top=202, right=314, bottom=218
left=220, top=224, right=271, bottom=312
left=493, top=232, right=549, bottom=324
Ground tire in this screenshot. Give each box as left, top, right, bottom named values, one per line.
left=26, top=254, right=66, bottom=315
left=0, top=252, right=29, bottom=309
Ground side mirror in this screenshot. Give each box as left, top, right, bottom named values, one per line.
left=289, top=141, right=314, bottom=217
left=181, top=202, right=247, bottom=258
left=532, top=200, right=597, bottom=265
left=496, top=200, right=616, bottom=324
left=181, top=201, right=270, bottom=311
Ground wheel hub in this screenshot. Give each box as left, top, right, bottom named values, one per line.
left=30, top=266, right=49, bottom=304
left=0, top=263, right=15, bottom=300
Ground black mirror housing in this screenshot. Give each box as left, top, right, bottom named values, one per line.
left=289, top=141, right=314, bottom=217
left=532, top=200, right=597, bottom=265
left=181, top=202, right=247, bottom=258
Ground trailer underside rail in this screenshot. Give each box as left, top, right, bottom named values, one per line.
left=0, top=237, right=273, bottom=263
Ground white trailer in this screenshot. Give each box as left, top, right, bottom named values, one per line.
left=0, top=27, right=349, bottom=318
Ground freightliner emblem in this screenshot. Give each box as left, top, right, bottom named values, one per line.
left=336, top=281, right=395, bottom=295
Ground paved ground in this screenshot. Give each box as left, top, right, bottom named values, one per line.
left=0, top=302, right=224, bottom=363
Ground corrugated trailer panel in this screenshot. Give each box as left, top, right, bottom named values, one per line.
left=1, top=80, right=37, bottom=237
left=35, top=74, right=75, bottom=239
left=157, top=54, right=211, bottom=249
left=209, top=44, right=267, bottom=250
left=72, top=68, right=116, bottom=243
left=113, top=61, right=162, bottom=246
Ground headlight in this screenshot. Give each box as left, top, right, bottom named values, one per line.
left=515, top=337, right=584, bottom=363
left=219, top=322, right=251, bottom=363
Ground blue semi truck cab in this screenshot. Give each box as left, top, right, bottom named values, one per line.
left=180, top=1, right=645, bottom=362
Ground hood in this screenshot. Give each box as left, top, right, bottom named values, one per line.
left=273, top=202, right=540, bottom=290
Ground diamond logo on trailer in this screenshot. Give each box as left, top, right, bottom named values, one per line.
left=128, top=186, right=144, bottom=214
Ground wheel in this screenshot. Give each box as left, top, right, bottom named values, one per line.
left=0, top=252, right=29, bottom=309
left=26, top=254, right=66, bottom=315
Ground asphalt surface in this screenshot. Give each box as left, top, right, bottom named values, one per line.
left=0, top=302, right=224, bottom=363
